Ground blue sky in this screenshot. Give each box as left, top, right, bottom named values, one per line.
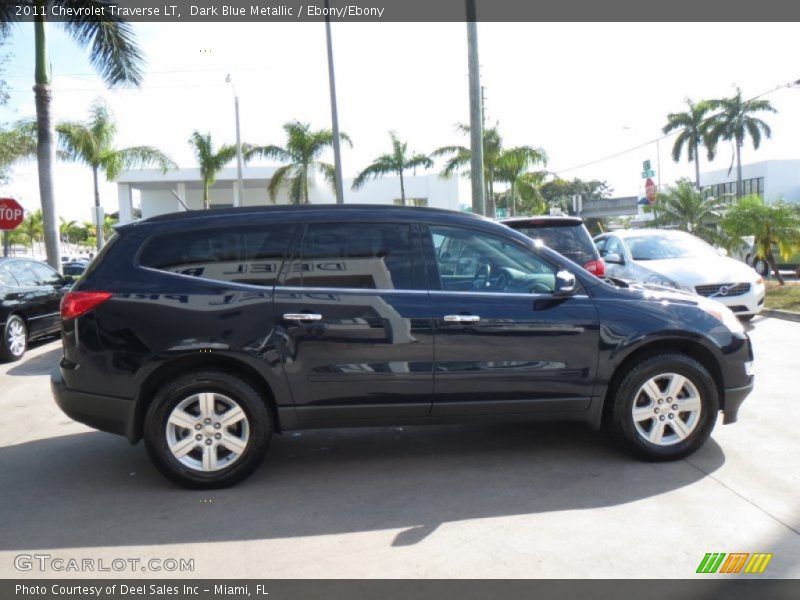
left=2, top=22, right=799, bottom=221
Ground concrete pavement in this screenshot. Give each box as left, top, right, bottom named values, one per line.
left=0, top=317, right=798, bottom=578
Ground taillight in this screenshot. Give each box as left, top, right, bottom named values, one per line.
left=61, top=291, right=113, bottom=320
left=583, top=258, right=606, bottom=278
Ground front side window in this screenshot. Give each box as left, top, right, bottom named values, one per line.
left=139, top=224, right=294, bottom=286
left=283, top=223, right=416, bottom=290
left=602, top=237, right=624, bottom=259
left=430, top=226, right=556, bottom=294
left=30, top=262, right=63, bottom=286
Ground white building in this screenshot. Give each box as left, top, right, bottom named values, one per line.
left=699, top=159, right=800, bottom=204
left=116, top=167, right=466, bottom=223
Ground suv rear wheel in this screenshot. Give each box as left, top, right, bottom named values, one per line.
left=143, top=370, right=271, bottom=488
left=607, top=353, right=718, bottom=460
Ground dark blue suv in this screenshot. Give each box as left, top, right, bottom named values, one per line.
left=51, top=206, right=753, bottom=488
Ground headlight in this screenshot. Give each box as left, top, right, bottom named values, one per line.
left=699, top=300, right=745, bottom=334
left=648, top=274, right=679, bottom=289
left=753, top=276, right=765, bottom=291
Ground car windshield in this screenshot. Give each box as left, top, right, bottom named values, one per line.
left=514, top=224, right=596, bottom=265
left=627, top=234, right=718, bottom=260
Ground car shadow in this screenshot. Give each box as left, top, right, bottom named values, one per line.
left=0, top=422, right=725, bottom=550
left=5, top=343, right=61, bottom=376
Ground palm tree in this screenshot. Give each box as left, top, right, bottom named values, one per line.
left=723, top=196, right=800, bottom=285
left=59, top=217, right=78, bottom=244
left=495, top=146, right=548, bottom=217
left=58, top=100, right=175, bottom=250
left=21, top=209, right=43, bottom=251
left=188, top=132, right=238, bottom=210
left=0, top=122, right=36, bottom=183
left=704, top=87, right=777, bottom=199
left=649, top=179, right=725, bottom=244
left=433, top=123, right=504, bottom=218
left=662, top=99, right=713, bottom=189
left=514, top=171, right=549, bottom=216
left=245, top=121, right=352, bottom=205
left=352, top=132, right=433, bottom=205
left=0, top=6, right=145, bottom=269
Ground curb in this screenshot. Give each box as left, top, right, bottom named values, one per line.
left=761, top=308, right=800, bottom=323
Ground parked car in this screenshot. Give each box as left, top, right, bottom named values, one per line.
left=62, top=261, right=88, bottom=277
left=0, top=258, right=72, bottom=361
left=744, top=243, right=800, bottom=278
left=501, top=216, right=605, bottom=277
left=52, top=206, right=753, bottom=488
left=594, top=229, right=765, bottom=320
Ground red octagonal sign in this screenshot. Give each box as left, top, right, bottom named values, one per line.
left=0, top=197, right=25, bottom=230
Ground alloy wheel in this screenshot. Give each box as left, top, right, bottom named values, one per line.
left=631, top=372, right=702, bottom=446
left=7, top=319, right=26, bottom=357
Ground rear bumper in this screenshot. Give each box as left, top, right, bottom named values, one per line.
left=51, top=367, right=135, bottom=440
left=722, top=381, right=754, bottom=424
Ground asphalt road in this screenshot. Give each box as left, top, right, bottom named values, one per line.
left=0, top=316, right=798, bottom=578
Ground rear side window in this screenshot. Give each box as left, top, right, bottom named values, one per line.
left=514, top=224, right=597, bottom=266
left=30, top=262, right=63, bottom=286
left=283, top=223, right=417, bottom=290
left=139, top=224, right=295, bottom=287
left=0, top=264, right=18, bottom=286
left=5, top=261, right=38, bottom=286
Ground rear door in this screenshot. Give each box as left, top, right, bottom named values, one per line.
left=424, top=224, right=600, bottom=416
left=28, top=261, right=66, bottom=332
left=274, top=221, right=434, bottom=422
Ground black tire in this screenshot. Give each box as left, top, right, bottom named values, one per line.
left=0, top=314, right=27, bottom=362
left=144, top=370, right=271, bottom=489
left=606, top=353, right=718, bottom=461
left=754, top=259, right=769, bottom=277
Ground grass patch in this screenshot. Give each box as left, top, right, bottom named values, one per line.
left=765, top=281, right=800, bottom=312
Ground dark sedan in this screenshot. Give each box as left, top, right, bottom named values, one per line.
left=0, top=257, right=72, bottom=361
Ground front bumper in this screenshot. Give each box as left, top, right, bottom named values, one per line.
left=51, top=367, right=135, bottom=439
left=714, top=288, right=765, bottom=316
left=722, top=381, right=754, bottom=424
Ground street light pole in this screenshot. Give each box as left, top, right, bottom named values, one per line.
left=466, top=1, right=485, bottom=216
left=226, top=74, right=245, bottom=207
left=324, top=0, right=345, bottom=204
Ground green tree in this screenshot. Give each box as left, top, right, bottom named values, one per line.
left=0, top=124, right=36, bottom=184
left=59, top=217, right=78, bottom=244
left=649, top=179, right=725, bottom=243
left=57, top=100, right=175, bottom=250
left=0, top=4, right=145, bottom=269
left=352, top=131, right=432, bottom=206
left=245, top=121, right=352, bottom=205
left=188, top=131, right=238, bottom=210
left=662, top=98, right=713, bottom=189
left=21, top=209, right=43, bottom=250
left=495, top=146, right=547, bottom=217
left=704, top=87, right=776, bottom=199
left=433, top=123, right=505, bottom=218
left=515, top=171, right=548, bottom=216
left=539, top=177, right=612, bottom=213
left=722, top=196, right=800, bottom=285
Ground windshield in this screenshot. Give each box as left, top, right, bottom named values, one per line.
left=514, top=224, right=597, bottom=265
left=627, top=234, right=718, bottom=261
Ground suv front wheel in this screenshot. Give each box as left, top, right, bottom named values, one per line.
left=144, top=370, right=272, bottom=488
left=607, top=353, right=718, bottom=461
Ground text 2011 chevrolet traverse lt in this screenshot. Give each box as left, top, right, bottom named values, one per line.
left=51, top=206, right=754, bottom=488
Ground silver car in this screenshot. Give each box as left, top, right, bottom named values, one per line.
left=594, top=229, right=765, bottom=320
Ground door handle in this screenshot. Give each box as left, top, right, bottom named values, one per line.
left=443, top=314, right=480, bottom=323
left=283, top=313, right=323, bottom=322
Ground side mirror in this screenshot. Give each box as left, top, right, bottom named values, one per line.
left=554, top=270, right=577, bottom=296
left=605, top=252, right=624, bottom=265
left=717, top=247, right=728, bottom=257
left=61, top=275, right=75, bottom=286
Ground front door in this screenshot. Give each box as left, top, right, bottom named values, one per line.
left=423, top=224, right=600, bottom=416
left=274, top=221, right=433, bottom=423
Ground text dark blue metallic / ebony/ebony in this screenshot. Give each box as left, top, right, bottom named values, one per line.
left=50, top=205, right=754, bottom=488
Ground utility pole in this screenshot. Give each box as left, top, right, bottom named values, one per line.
left=466, top=0, right=485, bottom=216
left=225, top=74, right=245, bottom=207
left=324, top=0, right=345, bottom=204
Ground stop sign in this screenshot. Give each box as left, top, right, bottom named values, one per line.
left=645, top=178, right=657, bottom=204
left=0, top=198, right=24, bottom=230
